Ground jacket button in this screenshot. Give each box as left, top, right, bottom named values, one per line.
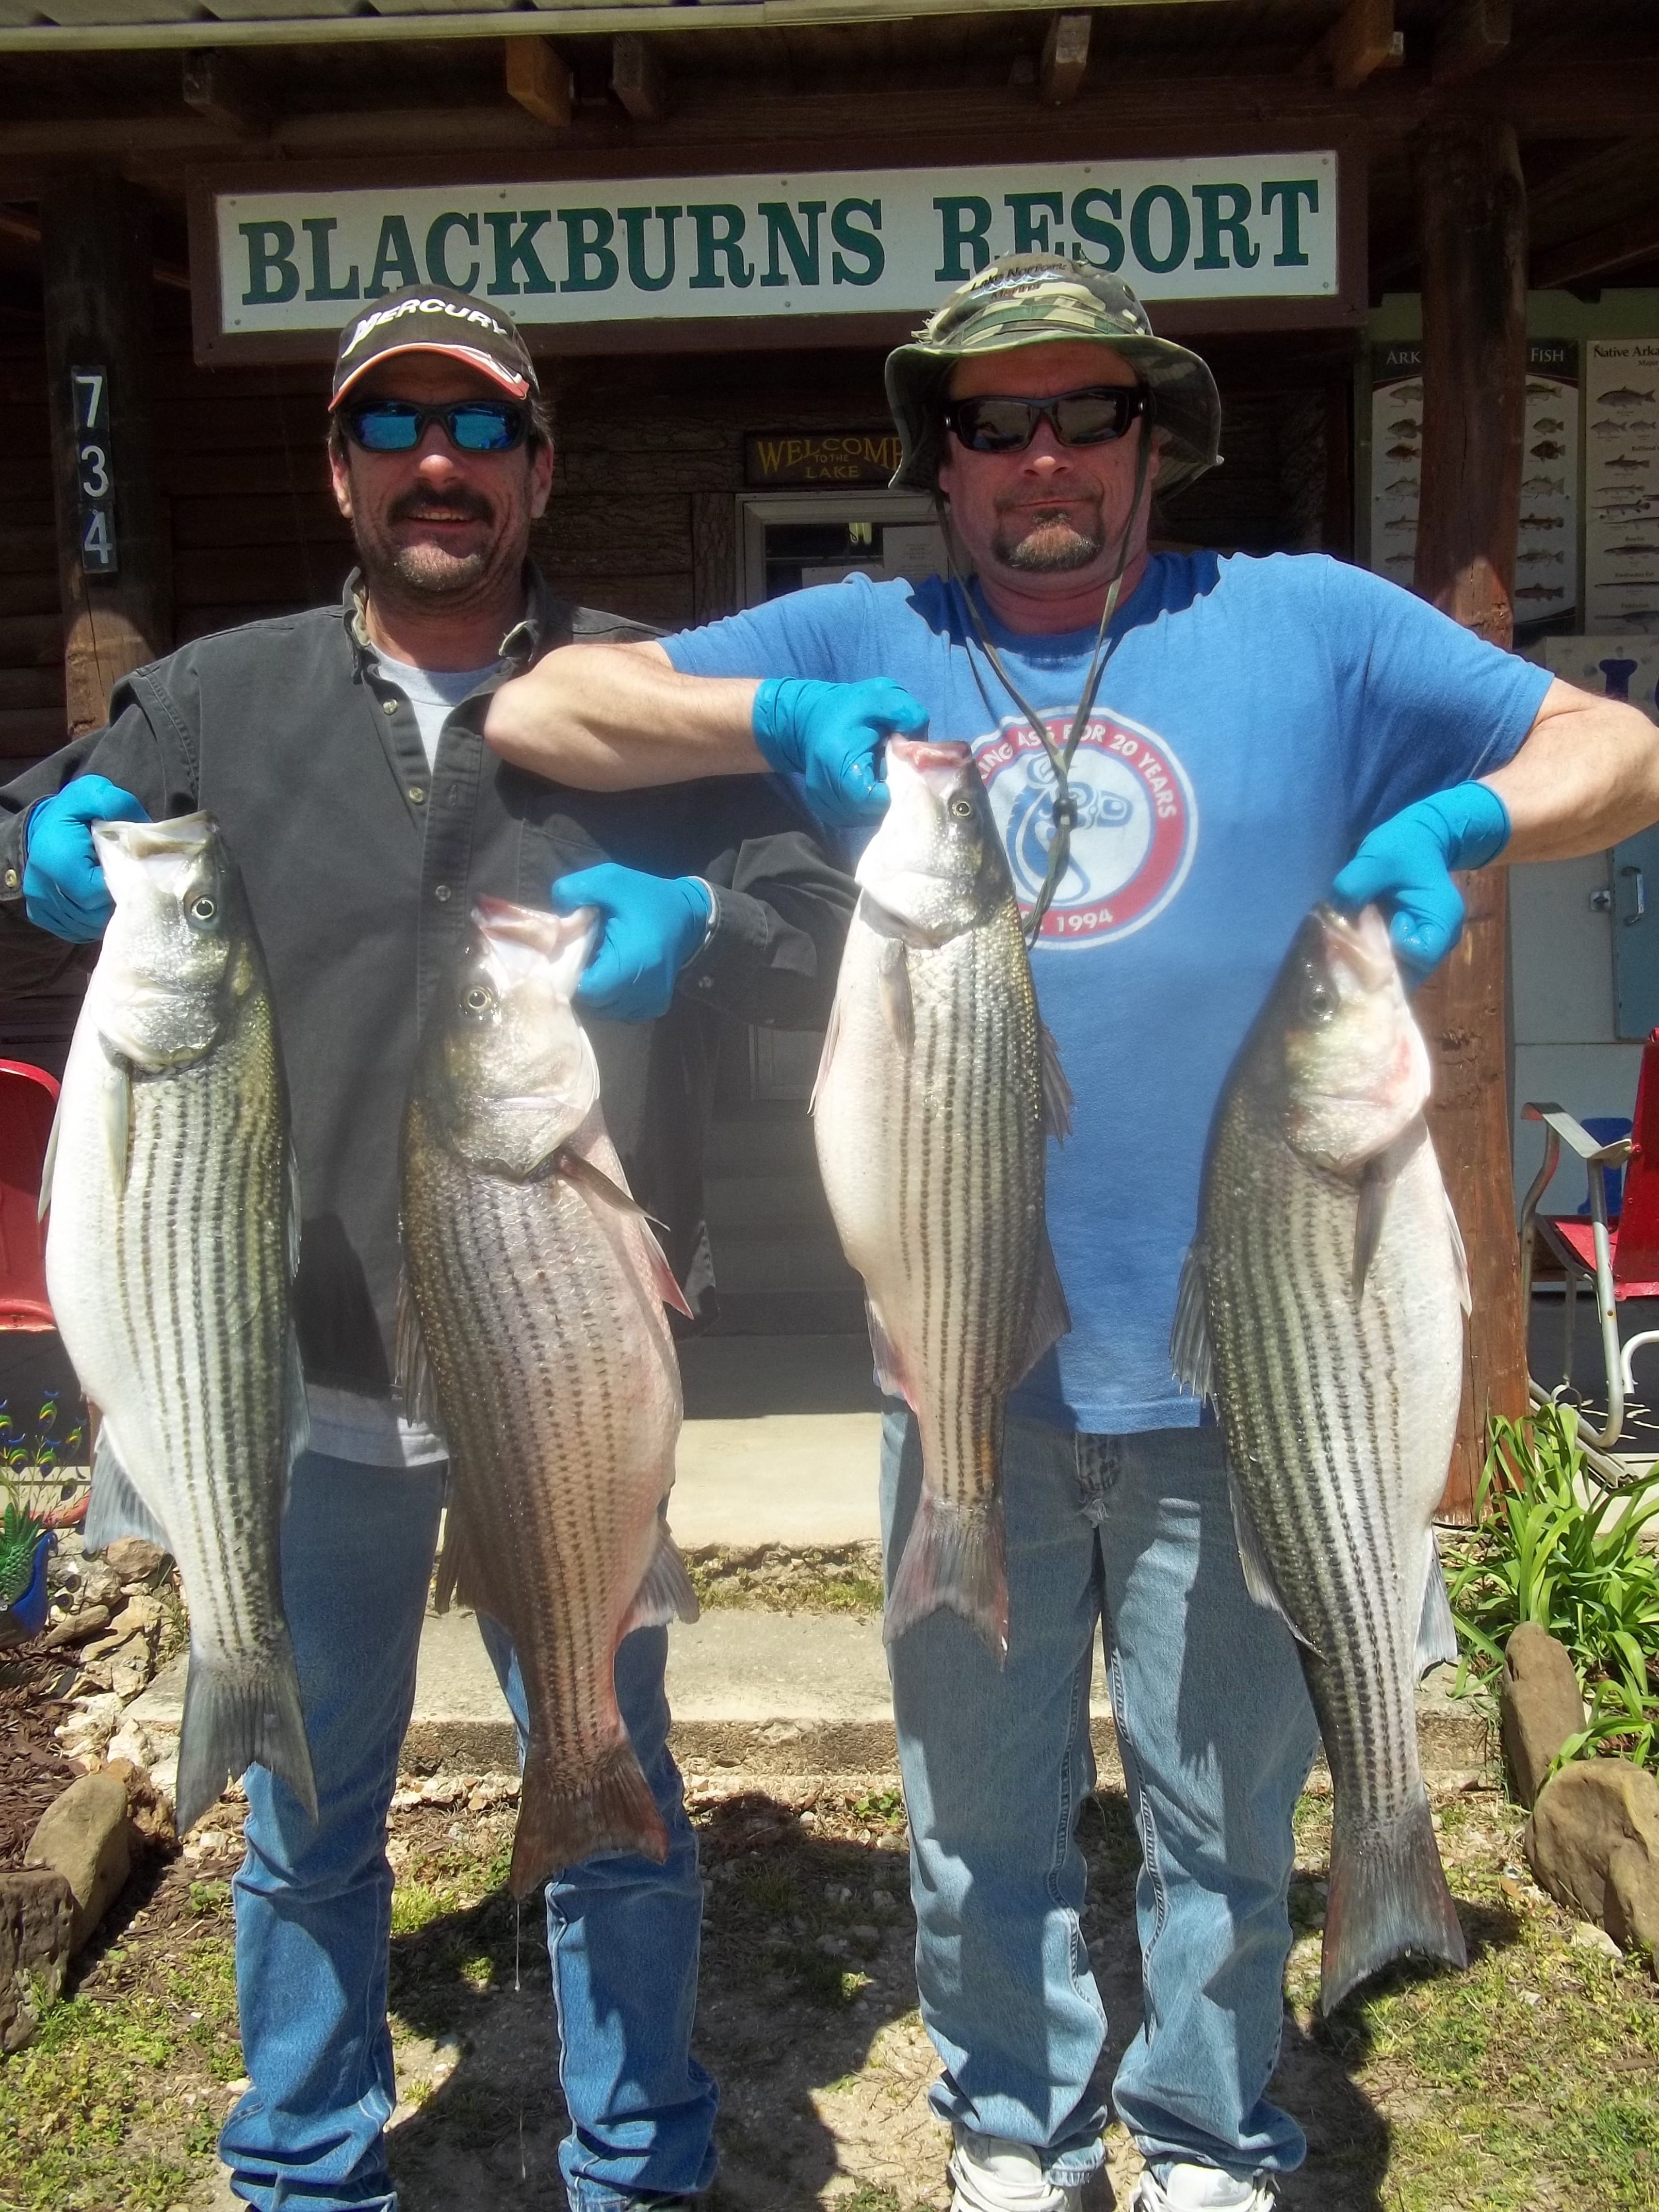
left=3, top=868, right=15, bottom=890
left=383, top=698, right=397, bottom=715
left=434, top=883, right=453, bottom=902
left=409, top=786, right=426, bottom=805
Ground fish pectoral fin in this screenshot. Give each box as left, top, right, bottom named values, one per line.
left=809, top=988, right=845, bottom=1118
left=865, top=1299, right=914, bottom=1407
left=286, top=1146, right=303, bottom=1281
left=555, top=1146, right=645, bottom=1216
left=394, top=1276, right=443, bottom=1433
left=623, top=1524, right=700, bottom=1633
left=640, top=1217, right=695, bottom=1320
left=1353, top=1123, right=1427, bottom=1304
left=876, top=936, right=914, bottom=1050
left=36, top=1091, right=60, bottom=1223
left=1227, top=1467, right=1315, bottom=1651
left=1038, top=1021, right=1074, bottom=1143
left=1169, top=1243, right=1214, bottom=1400
left=1416, top=1534, right=1460, bottom=1676
left=1444, top=1188, right=1472, bottom=1316
left=1014, top=1230, right=1071, bottom=1383
left=101, top=1056, right=132, bottom=1195
left=285, top=1326, right=311, bottom=1494
left=84, top=1423, right=173, bottom=1559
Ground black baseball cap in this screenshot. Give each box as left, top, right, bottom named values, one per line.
left=331, top=284, right=539, bottom=409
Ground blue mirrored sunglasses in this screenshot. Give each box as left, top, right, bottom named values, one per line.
left=341, top=399, right=529, bottom=454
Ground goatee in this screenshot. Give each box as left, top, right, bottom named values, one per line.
left=994, top=513, right=1104, bottom=574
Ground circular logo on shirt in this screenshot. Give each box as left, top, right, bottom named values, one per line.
left=974, top=710, right=1198, bottom=948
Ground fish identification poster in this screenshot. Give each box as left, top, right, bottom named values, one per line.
left=1585, top=340, right=1659, bottom=636
left=1369, top=341, right=1579, bottom=622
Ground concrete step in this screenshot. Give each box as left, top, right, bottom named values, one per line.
left=124, top=1604, right=1492, bottom=1790
left=704, top=1228, right=861, bottom=1294
left=704, top=1115, right=819, bottom=1176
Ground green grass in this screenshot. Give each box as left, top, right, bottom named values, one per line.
left=686, top=1544, right=885, bottom=1616
left=0, top=1911, right=242, bottom=2212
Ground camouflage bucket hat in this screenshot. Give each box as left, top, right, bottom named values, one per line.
left=885, top=254, right=1223, bottom=494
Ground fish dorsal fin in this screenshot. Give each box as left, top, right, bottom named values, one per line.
left=1039, top=1022, right=1072, bottom=1143
left=36, top=1091, right=60, bottom=1222
left=1416, top=1534, right=1460, bottom=1676
left=1227, top=1462, right=1316, bottom=1652
left=1014, top=1228, right=1071, bottom=1382
left=809, top=989, right=845, bottom=1118
left=84, top=1421, right=172, bottom=1559
left=394, top=1275, right=442, bottom=1433
left=865, top=1298, right=913, bottom=1407
left=640, top=1215, right=694, bottom=1319
left=877, top=936, right=914, bottom=1050
left=622, top=1522, right=700, bottom=1634
left=1170, top=1242, right=1214, bottom=1401
left=287, top=1147, right=303, bottom=1282
left=285, top=1327, right=310, bottom=1501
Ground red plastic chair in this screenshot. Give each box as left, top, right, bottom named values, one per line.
left=0, top=1060, right=59, bottom=1332
left=1519, top=1027, right=1659, bottom=1451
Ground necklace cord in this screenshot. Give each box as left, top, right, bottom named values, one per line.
left=939, top=431, right=1152, bottom=946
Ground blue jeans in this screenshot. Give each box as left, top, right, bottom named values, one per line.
left=881, top=1411, right=1321, bottom=2190
left=220, top=1451, right=713, bottom=2211
left=477, top=1612, right=718, bottom=2212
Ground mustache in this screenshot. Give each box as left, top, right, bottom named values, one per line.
left=388, top=487, right=495, bottom=525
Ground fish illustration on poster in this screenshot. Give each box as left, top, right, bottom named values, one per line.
left=1369, top=340, right=1580, bottom=620
left=1585, top=340, right=1659, bottom=636
left=1541, top=634, right=1659, bottom=725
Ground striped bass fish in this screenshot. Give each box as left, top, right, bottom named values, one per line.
left=1173, top=904, right=1468, bottom=2013
left=812, top=738, right=1070, bottom=1661
left=43, top=812, right=315, bottom=1836
left=399, top=898, right=696, bottom=1897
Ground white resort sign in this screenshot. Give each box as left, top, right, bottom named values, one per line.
left=210, top=155, right=1341, bottom=339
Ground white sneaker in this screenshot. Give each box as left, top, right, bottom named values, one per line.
left=1131, top=2162, right=1275, bottom=2211
left=949, top=2124, right=1083, bottom=2212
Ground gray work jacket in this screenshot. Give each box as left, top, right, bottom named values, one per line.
left=0, top=570, right=853, bottom=1396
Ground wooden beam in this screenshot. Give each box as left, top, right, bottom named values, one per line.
left=1303, top=0, right=1404, bottom=93
left=1432, top=0, right=1510, bottom=87
left=610, top=34, right=669, bottom=124
left=0, top=202, right=188, bottom=290
left=39, top=176, right=172, bottom=737
left=181, top=48, right=269, bottom=137
left=1409, top=116, right=1529, bottom=1522
left=1534, top=206, right=1659, bottom=290
left=1039, top=12, right=1091, bottom=107
left=505, top=39, right=572, bottom=131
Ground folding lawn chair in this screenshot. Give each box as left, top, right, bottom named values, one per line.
left=0, top=1059, right=59, bottom=1333
left=1519, top=1026, right=1659, bottom=1454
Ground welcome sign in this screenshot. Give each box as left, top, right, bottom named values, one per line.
left=209, top=154, right=1340, bottom=345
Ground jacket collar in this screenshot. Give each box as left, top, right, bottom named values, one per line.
left=341, top=563, right=565, bottom=679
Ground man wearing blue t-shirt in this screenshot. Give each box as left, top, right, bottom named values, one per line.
left=487, top=258, right=1659, bottom=2212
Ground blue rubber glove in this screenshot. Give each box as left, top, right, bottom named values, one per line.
left=752, top=677, right=929, bottom=829
left=1331, top=782, right=1510, bottom=977
left=550, top=861, right=713, bottom=1023
left=22, top=776, right=152, bottom=941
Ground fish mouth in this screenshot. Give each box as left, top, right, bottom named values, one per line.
left=92, top=811, right=215, bottom=860
left=888, top=738, right=968, bottom=770
left=1314, top=902, right=1394, bottom=989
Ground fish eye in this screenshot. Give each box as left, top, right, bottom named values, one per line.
left=462, top=984, right=495, bottom=1019
left=187, top=895, right=217, bottom=924
left=949, top=798, right=975, bottom=820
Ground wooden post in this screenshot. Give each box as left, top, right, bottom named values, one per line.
left=1410, top=117, right=1529, bottom=1520
left=40, top=176, right=170, bottom=736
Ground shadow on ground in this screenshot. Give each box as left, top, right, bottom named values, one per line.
left=382, top=1786, right=1524, bottom=2212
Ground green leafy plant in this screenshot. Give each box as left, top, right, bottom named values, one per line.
left=1443, top=1398, right=1659, bottom=1772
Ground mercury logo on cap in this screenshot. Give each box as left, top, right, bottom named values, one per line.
left=331, top=281, right=538, bottom=408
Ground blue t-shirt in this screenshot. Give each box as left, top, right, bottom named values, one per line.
left=665, top=552, right=1551, bottom=1435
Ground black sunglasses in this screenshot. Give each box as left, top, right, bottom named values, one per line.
left=942, top=385, right=1151, bottom=455
left=340, top=399, right=529, bottom=454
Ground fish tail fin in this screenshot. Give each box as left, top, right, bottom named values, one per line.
left=174, top=1632, right=317, bottom=1837
left=884, top=1489, right=1008, bottom=1663
left=1321, top=1784, right=1466, bottom=2014
left=510, top=1735, right=669, bottom=1898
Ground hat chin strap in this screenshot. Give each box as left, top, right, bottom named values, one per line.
left=937, top=430, right=1153, bottom=947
